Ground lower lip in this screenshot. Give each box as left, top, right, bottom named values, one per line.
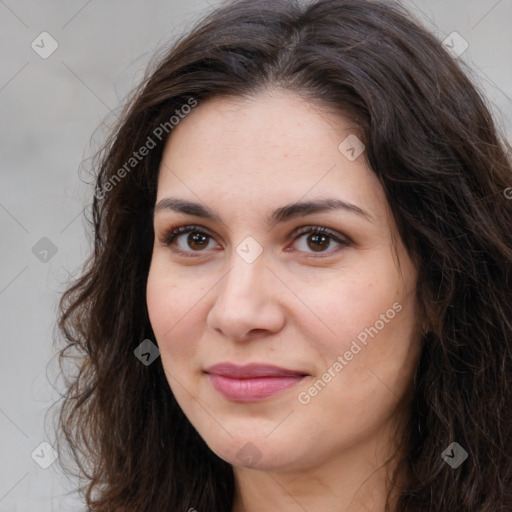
left=207, top=374, right=305, bottom=402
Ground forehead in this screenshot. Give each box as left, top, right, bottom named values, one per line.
left=156, top=90, right=384, bottom=220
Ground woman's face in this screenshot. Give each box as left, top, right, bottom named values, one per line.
left=147, top=90, right=421, bottom=473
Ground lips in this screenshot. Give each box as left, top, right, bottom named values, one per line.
left=204, top=363, right=308, bottom=402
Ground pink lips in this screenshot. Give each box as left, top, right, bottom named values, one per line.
left=204, top=363, right=307, bottom=402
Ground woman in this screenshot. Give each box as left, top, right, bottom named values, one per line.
left=57, top=0, right=512, bottom=510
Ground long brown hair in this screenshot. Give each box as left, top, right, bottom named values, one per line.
left=56, top=0, right=512, bottom=510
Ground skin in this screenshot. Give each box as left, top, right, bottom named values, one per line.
left=146, top=89, right=422, bottom=512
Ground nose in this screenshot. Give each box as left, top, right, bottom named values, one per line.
left=206, top=254, right=286, bottom=342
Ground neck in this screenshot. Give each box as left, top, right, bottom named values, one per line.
left=231, top=416, right=406, bottom=512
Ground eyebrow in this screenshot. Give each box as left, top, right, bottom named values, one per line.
left=153, top=197, right=373, bottom=226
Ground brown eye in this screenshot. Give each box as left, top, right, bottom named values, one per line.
left=291, top=226, right=350, bottom=255
left=163, top=225, right=219, bottom=254
left=187, top=232, right=210, bottom=250
left=307, top=233, right=331, bottom=252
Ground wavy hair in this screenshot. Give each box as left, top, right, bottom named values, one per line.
left=56, top=0, right=512, bottom=510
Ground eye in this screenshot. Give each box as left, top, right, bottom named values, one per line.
left=289, top=226, right=350, bottom=255
left=160, top=224, right=350, bottom=257
left=161, top=225, right=219, bottom=255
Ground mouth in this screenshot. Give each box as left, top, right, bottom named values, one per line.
left=204, top=362, right=308, bottom=402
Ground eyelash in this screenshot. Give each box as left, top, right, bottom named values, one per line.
left=160, top=224, right=351, bottom=257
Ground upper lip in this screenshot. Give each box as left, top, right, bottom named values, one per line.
left=204, top=363, right=308, bottom=378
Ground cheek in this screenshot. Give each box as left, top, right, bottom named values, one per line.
left=146, top=262, right=206, bottom=366
left=293, top=264, right=410, bottom=357
left=297, top=298, right=419, bottom=445
left=293, top=264, right=419, bottom=416
left=300, top=271, right=419, bottom=406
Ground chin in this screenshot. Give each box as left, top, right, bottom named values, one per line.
left=204, top=430, right=304, bottom=471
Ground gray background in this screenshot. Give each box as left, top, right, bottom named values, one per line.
left=1, top=1, right=511, bottom=510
